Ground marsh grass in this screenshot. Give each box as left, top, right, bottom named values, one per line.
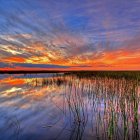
left=38, top=72, right=140, bottom=140
left=28, top=71, right=140, bottom=140
left=67, top=71, right=140, bottom=81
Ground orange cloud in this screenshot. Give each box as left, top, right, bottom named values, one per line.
left=0, top=33, right=140, bottom=70
left=3, top=57, right=26, bottom=63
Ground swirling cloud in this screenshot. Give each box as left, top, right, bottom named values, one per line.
left=0, top=0, right=140, bottom=70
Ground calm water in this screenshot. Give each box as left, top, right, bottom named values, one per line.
left=0, top=73, right=140, bottom=140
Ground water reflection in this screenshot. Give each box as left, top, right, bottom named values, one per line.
left=0, top=73, right=140, bottom=140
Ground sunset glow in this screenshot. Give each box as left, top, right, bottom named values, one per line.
left=0, top=0, right=140, bottom=70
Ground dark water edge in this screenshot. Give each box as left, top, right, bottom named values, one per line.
left=0, top=70, right=140, bottom=80
left=0, top=70, right=66, bottom=74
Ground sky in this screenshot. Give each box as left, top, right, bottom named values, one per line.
left=0, top=0, right=140, bottom=70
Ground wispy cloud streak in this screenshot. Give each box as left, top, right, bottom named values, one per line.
left=0, top=0, right=140, bottom=70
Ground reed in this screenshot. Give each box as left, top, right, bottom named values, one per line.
left=30, top=72, right=140, bottom=139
